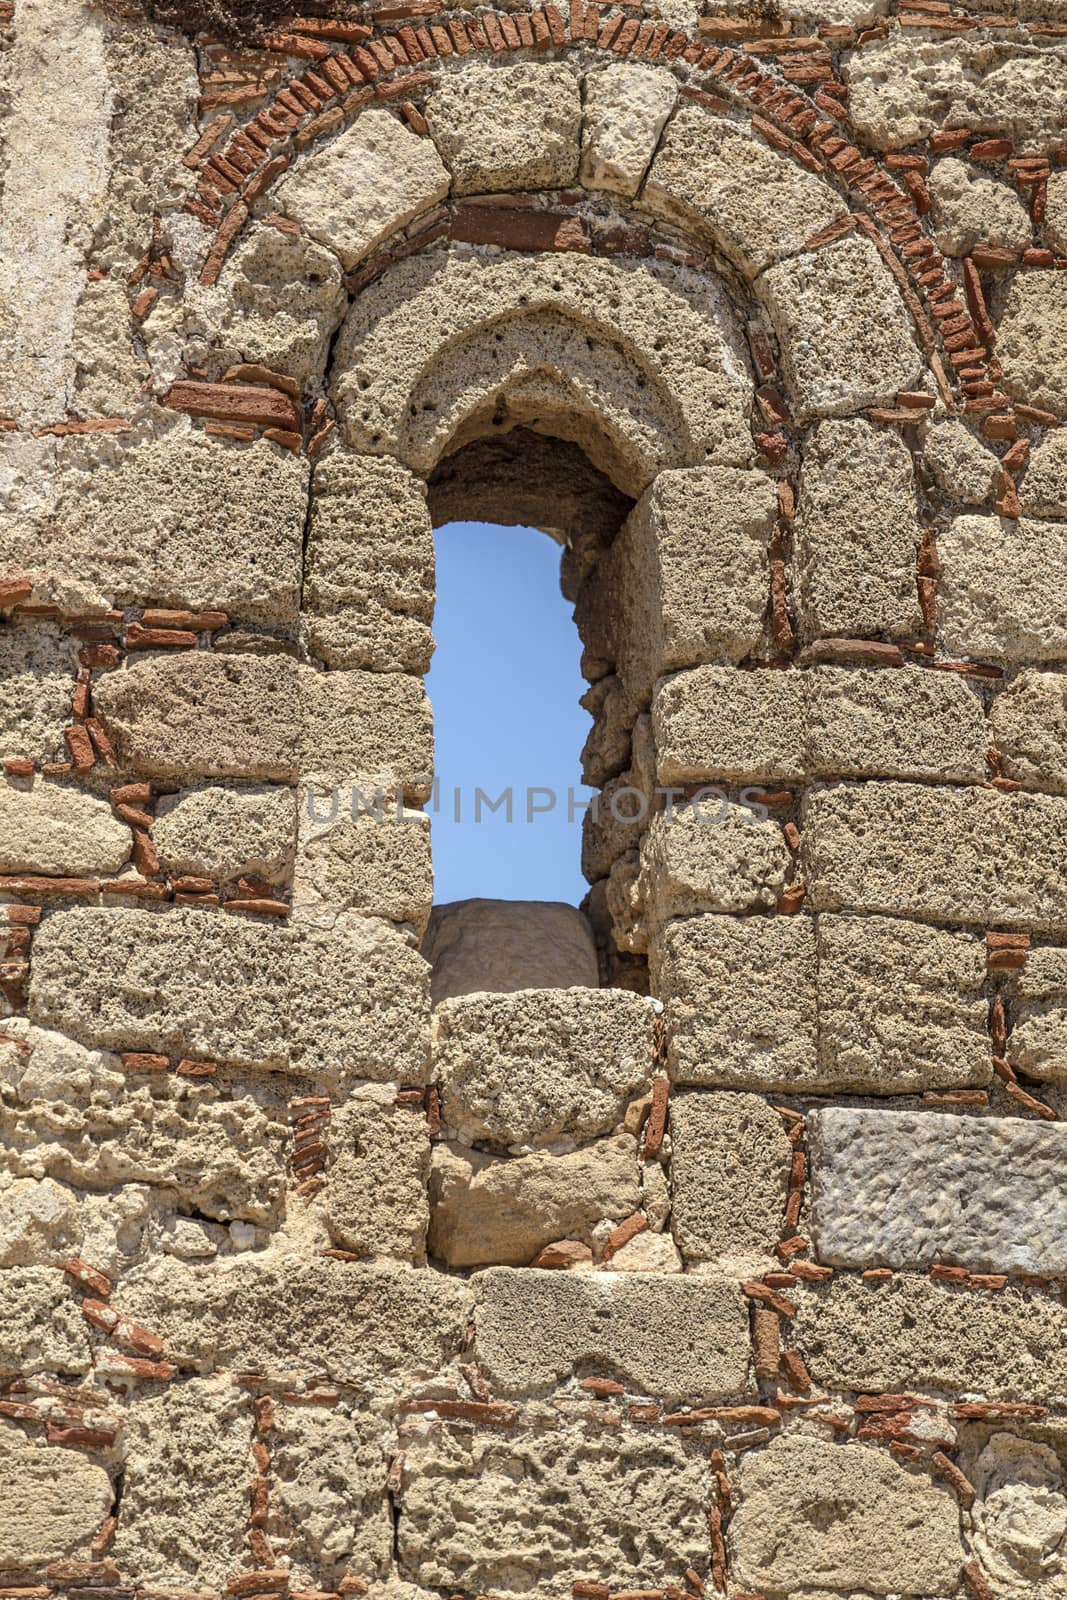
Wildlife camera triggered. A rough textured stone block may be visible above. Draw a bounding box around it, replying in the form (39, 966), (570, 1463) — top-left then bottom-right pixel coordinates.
(434, 988), (654, 1148)
(923, 418), (999, 505)
(802, 781), (1067, 933)
(927, 156), (1031, 255)
(644, 108), (847, 278)
(938, 515), (1067, 661)
(324, 1100), (430, 1261)
(991, 669), (1067, 792)
(423, 898), (599, 1005)
(1007, 946), (1067, 1083)
(795, 417), (923, 638)
(965, 1430), (1067, 1598)
(0, 620), (78, 763)
(428, 1135), (640, 1268)
(810, 1107), (1067, 1275)
(1021, 426), (1067, 518)
(153, 784), (296, 884)
(298, 666), (433, 797)
(580, 64), (676, 199)
(670, 1092), (791, 1275)
(730, 1434), (963, 1596)
(998, 270), (1067, 418)
(0, 1265), (91, 1376)
(269, 1406), (393, 1586)
(0, 776), (131, 874)
(635, 804), (792, 929)
(475, 1267), (751, 1399)
(653, 665), (806, 785)
(760, 235), (922, 419)
(429, 64), (580, 194)
(276, 109), (449, 270)
(294, 795), (432, 934)
(0, 1418), (112, 1570)
(652, 915), (818, 1089)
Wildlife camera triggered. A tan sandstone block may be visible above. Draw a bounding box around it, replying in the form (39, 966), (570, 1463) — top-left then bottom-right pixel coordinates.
(998, 271), (1067, 419)
(653, 665), (807, 785)
(964, 1431), (1067, 1599)
(0, 1419), (112, 1570)
(992, 669), (1067, 793)
(1047, 168), (1067, 256)
(294, 794), (432, 934)
(923, 418), (1000, 505)
(0, 618), (78, 762)
(670, 1091), (791, 1275)
(0, 776), (131, 875)
(635, 803), (792, 931)
(423, 898), (599, 1005)
(927, 157), (1032, 256)
(0, 1264), (91, 1376)
(323, 1100), (430, 1261)
(429, 64), (580, 194)
(269, 1406), (393, 1587)
(298, 666), (433, 798)
(276, 109), (449, 270)
(153, 784), (296, 885)
(580, 64), (676, 198)
(1020, 426), (1067, 518)
(938, 515), (1067, 661)
(1006, 945), (1067, 1084)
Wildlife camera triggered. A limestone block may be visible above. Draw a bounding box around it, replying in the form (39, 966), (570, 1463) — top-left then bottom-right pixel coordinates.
(580, 64), (676, 198)
(112, 1378), (251, 1589)
(153, 784), (296, 884)
(0, 1419), (112, 1570)
(269, 1406), (393, 1586)
(967, 1431), (1067, 1599)
(796, 1270), (1067, 1399)
(636, 804), (792, 930)
(0, 618), (78, 762)
(295, 793), (432, 934)
(999, 271), (1067, 418)
(581, 770), (649, 882)
(433, 988), (654, 1147)
(93, 652), (300, 781)
(399, 1418), (712, 1593)
(423, 899), (599, 1004)
(816, 915), (990, 1093)
(1020, 426), (1067, 517)
(928, 157), (1032, 255)
(795, 417), (923, 638)
(428, 1135), (640, 1268)
(0, 1175), (81, 1268)
(938, 514), (1067, 661)
(802, 780), (1067, 933)
(298, 667), (433, 797)
(474, 1267), (750, 1399)
(760, 235), (922, 420)
(992, 669), (1067, 792)
(0, 776), (131, 875)
(119, 1256), (473, 1386)
(1048, 169), (1067, 255)
(730, 1434), (963, 1596)
(71, 274), (146, 416)
(670, 1091), (790, 1275)
(276, 109), (449, 271)
(580, 672), (634, 788)
(429, 64), (580, 193)
(0, 1265), (91, 1376)
(324, 1101), (429, 1261)
(809, 1106), (1067, 1275)
(652, 915), (819, 1089)
(653, 666), (806, 785)
(643, 108), (847, 278)
(923, 418), (999, 504)
(303, 452), (435, 673)
(1007, 945), (1067, 1083)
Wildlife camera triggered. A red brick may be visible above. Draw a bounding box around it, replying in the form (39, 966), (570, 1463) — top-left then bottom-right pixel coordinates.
(162, 380), (301, 432)
(63, 1258), (112, 1298)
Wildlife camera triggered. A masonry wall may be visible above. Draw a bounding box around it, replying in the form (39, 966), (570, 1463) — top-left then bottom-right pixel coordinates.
(3, 1), (1067, 1597)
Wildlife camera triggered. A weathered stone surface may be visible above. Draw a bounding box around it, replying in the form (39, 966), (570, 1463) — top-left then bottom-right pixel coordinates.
(644, 108), (847, 278)
(324, 1100), (430, 1261)
(0, 619), (78, 762)
(294, 795), (432, 933)
(112, 1378), (251, 1589)
(0, 1175), (82, 1268)
(967, 1431), (1067, 1599)
(670, 1092), (791, 1275)
(810, 1106), (1067, 1275)
(760, 235), (922, 420)
(580, 64), (676, 199)
(153, 784), (296, 884)
(277, 109), (449, 270)
(635, 804), (792, 930)
(1007, 945), (1067, 1083)
(423, 899), (599, 1005)
(0, 776), (131, 874)
(653, 666), (806, 785)
(938, 514), (1067, 661)
(652, 915), (819, 1089)
(474, 1267), (751, 1400)
(269, 1406), (393, 1586)
(1048, 168), (1067, 257)
(429, 64), (580, 194)
(304, 452), (435, 673)
(399, 1418), (712, 1593)
(434, 988), (654, 1148)
(795, 417), (923, 638)
(928, 157), (1032, 256)
(1021, 426), (1067, 518)
(802, 780), (1067, 933)
(0, 1418), (112, 1570)
(428, 1135), (640, 1268)
(998, 271), (1067, 419)
(299, 666), (433, 797)
(792, 1272), (1067, 1400)
(730, 1434), (963, 1596)
(923, 418), (999, 505)
(992, 670), (1067, 792)
(0, 1265), (91, 1376)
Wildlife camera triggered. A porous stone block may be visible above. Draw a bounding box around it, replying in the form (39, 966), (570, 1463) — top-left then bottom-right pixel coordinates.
(966, 1431), (1067, 1598)
(423, 899), (599, 1005)
(324, 1100), (430, 1261)
(792, 1272), (1067, 1400)
(474, 1268), (750, 1400)
(93, 652), (300, 781)
(669, 1092), (791, 1275)
(1020, 426), (1067, 517)
(303, 452), (435, 674)
(111, 1378), (251, 1589)
(298, 666), (433, 797)
(0, 776), (131, 875)
(653, 665), (806, 785)
(428, 1135), (640, 1268)
(729, 1434), (963, 1596)
(923, 418), (999, 505)
(580, 64), (676, 199)
(0, 619), (78, 762)
(429, 64), (580, 193)
(0, 1265), (91, 1376)
(269, 1406), (393, 1586)
(927, 157), (1032, 256)
(795, 417), (923, 638)
(1049, 168), (1067, 256)
(294, 794), (432, 934)
(433, 988), (654, 1148)
(636, 804), (792, 927)
(802, 780), (1067, 933)
(644, 108), (847, 278)
(276, 109), (449, 270)
(938, 515), (1067, 661)
(0, 1176), (81, 1269)
(652, 915), (818, 1089)
(809, 1106), (1067, 1275)
(992, 669), (1067, 792)
(0, 1419), (112, 1570)
(1007, 945), (1067, 1083)
(998, 268), (1067, 419)
(153, 784), (296, 884)
(399, 1419), (712, 1594)
(760, 235), (922, 419)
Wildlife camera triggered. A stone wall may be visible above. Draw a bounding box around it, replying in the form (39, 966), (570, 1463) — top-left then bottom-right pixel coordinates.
(2, 0), (1067, 1596)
